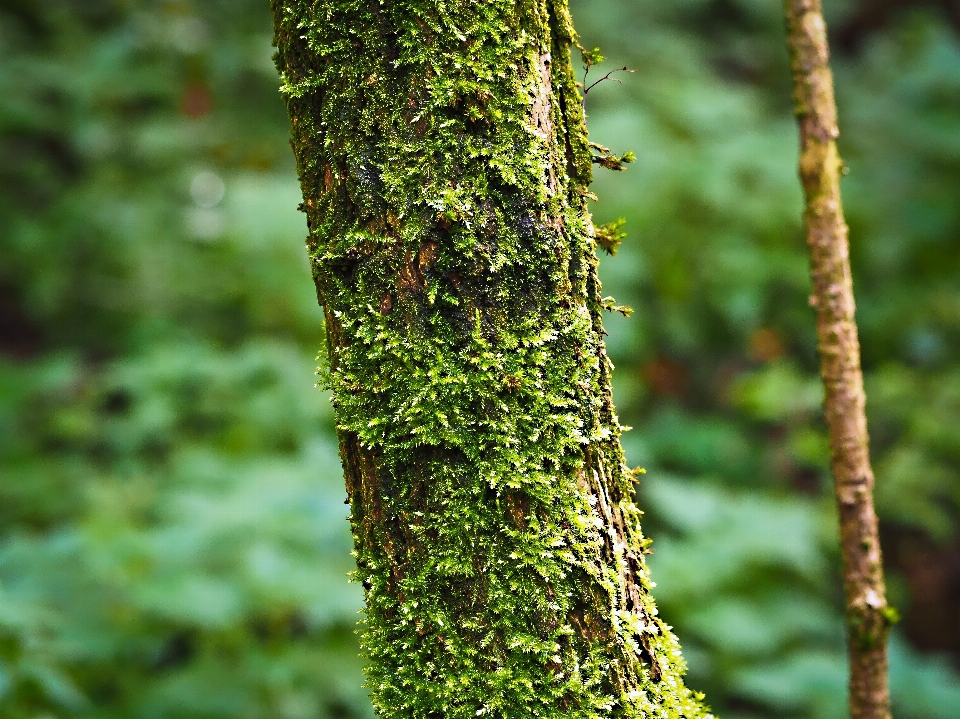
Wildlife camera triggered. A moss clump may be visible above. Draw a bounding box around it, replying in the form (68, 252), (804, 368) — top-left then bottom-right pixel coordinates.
(272, 1), (711, 718)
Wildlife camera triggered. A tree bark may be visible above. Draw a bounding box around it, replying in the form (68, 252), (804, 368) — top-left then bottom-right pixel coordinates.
(271, 2), (709, 718)
(785, 3), (893, 719)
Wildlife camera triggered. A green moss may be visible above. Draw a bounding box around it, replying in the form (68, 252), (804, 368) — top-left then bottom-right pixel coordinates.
(272, 1), (711, 717)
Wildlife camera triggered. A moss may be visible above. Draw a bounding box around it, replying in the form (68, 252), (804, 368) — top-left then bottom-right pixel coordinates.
(272, 1), (711, 717)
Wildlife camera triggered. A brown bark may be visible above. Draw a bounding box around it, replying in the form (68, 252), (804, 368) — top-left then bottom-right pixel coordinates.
(785, 3), (893, 719)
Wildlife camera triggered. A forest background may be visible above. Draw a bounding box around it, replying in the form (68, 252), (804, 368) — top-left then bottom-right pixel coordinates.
(2, 1), (960, 718)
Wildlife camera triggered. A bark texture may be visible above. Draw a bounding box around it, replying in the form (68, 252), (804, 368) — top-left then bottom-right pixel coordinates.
(785, 3), (893, 719)
(271, 2), (710, 718)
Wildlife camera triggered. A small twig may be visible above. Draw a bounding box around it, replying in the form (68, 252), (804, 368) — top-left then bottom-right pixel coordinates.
(577, 46), (635, 111)
(577, 47), (637, 169)
(583, 66), (631, 97)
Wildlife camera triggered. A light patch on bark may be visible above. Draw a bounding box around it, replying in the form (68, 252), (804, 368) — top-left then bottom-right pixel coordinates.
(531, 51), (558, 196)
(531, 51), (553, 141)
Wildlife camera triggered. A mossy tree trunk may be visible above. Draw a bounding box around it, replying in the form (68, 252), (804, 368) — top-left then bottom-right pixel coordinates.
(785, 3), (893, 719)
(271, 2), (709, 718)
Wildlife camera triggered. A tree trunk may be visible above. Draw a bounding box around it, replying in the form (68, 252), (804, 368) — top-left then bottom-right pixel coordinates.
(271, 2), (709, 718)
(785, 3), (893, 719)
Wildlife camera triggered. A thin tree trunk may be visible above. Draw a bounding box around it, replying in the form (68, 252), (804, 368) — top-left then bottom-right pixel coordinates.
(784, 3), (893, 719)
(271, 1), (709, 718)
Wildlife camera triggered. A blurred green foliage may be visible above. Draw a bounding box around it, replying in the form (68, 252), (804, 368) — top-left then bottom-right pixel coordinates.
(0, 1), (958, 719)
(574, 1), (960, 717)
(0, 2), (365, 717)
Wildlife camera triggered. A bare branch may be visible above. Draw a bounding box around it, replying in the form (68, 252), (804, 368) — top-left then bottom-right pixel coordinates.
(785, 3), (895, 719)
